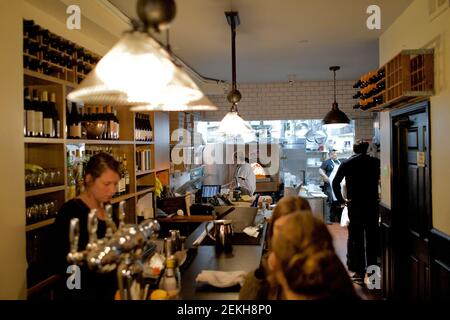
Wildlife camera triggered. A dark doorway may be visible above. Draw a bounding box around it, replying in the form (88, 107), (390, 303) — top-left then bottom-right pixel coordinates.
(390, 101), (432, 299)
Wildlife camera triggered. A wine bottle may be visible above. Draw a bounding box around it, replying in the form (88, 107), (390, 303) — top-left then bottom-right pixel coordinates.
(112, 107), (120, 140)
(105, 105), (114, 140)
(123, 154), (130, 194)
(69, 102), (82, 139)
(50, 93), (60, 138)
(24, 88), (34, 137)
(148, 115), (153, 141)
(32, 89), (43, 137)
(41, 91), (54, 138)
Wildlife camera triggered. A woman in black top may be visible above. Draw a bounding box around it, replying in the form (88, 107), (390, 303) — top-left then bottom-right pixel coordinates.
(53, 153), (121, 300)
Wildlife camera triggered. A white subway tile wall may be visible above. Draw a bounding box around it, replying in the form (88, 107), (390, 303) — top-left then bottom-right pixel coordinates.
(201, 80), (375, 141)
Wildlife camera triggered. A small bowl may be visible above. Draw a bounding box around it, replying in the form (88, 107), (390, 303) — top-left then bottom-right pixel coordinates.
(83, 121), (106, 139)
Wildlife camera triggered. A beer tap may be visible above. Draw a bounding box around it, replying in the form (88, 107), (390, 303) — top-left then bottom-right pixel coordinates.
(104, 204), (117, 238)
(67, 218), (85, 265)
(67, 200), (161, 299)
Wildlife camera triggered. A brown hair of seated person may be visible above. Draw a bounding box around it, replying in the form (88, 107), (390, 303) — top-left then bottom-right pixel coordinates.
(239, 196), (311, 300)
(267, 196), (312, 246)
(268, 212), (359, 300)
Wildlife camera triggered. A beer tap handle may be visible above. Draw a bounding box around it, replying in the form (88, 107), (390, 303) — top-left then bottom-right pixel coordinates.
(105, 204), (117, 238)
(67, 218), (83, 264)
(69, 218), (80, 253)
(88, 209), (98, 243)
(118, 200), (126, 229)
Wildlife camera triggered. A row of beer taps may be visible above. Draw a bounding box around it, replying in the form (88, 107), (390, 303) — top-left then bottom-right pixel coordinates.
(67, 201), (161, 300)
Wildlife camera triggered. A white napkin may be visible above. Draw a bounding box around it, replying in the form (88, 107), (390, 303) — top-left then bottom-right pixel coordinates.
(243, 226), (260, 238)
(196, 270), (247, 288)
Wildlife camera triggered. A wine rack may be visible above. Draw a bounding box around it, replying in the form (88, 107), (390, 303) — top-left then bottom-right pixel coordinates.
(23, 19), (100, 84)
(353, 49), (434, 112)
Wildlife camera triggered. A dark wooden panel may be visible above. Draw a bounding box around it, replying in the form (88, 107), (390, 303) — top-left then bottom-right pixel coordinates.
(430, 229), (450, 300)
(407, 130), (418, 148)
(380, 204), (394, 299)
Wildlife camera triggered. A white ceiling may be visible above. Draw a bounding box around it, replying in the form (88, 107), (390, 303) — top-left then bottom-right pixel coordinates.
(107, 0), (413, 83)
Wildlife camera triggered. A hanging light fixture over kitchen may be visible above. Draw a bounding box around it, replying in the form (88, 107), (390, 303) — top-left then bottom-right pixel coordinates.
(322, 66), (350, 129)
(67, 0), (217, 111)
(217, 11), (254, 142)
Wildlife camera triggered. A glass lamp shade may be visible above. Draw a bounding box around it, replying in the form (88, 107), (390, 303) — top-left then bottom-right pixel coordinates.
(130, 94), (217, 111)
(67, 31), (213, 110)
(322, 102), (350, 129)
(217, 110), (255, 142)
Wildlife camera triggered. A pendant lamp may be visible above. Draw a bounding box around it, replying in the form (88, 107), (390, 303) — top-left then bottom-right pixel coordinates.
(67, 0), (217, 111)
(322, 66), (350, 129)
(217, 11), (254, 142)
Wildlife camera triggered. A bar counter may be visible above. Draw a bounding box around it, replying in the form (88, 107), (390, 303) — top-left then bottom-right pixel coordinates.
(179, 220), (267, 300)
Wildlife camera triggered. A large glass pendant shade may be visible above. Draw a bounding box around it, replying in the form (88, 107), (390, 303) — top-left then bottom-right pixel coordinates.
(67, 31), (216, 110)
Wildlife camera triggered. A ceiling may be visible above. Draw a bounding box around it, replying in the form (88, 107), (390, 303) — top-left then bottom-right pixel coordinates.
(107, 0), (413, 83)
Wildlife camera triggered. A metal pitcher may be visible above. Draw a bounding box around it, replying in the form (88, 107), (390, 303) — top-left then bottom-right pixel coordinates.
(205, 220), (233, 252)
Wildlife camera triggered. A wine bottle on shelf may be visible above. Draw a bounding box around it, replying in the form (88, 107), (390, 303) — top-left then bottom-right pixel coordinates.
(69, 102), (82, 139)
(134, 113), (139, 141)
(32, 89), (43, 137)
(112, 107), (120, 140)
(148, 115), (153, 141)
(50, 93), (60, 138)
(123, 154), (130, 194)
(24, 88), (34, 137)
(41, 91), (54, 138)
(119, 156), (126, 195)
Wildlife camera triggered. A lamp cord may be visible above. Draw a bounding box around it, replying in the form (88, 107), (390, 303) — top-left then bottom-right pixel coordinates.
(230, 19), (237, 91)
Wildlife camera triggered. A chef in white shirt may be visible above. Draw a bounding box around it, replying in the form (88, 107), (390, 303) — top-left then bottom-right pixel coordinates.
(234, 153), (256, 196)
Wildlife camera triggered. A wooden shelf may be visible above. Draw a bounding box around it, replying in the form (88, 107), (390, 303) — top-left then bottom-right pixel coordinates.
(135, 187), (155, 197)
(65, 139), (135, 145)
(26, 185), (65, 197)
(24, 68), (75, 87)
(110, 193), (135, 204)
(26, 218), (56, 232)
(24, 137), (64, 144)
(136, 169), (155, 176)
(135, 141), (154, 145)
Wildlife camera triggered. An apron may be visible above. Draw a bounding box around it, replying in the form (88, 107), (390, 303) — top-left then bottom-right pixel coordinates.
(328, 159), (341, 201)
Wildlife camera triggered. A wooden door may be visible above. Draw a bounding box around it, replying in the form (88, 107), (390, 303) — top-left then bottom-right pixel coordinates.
(391, 101), (431, 299)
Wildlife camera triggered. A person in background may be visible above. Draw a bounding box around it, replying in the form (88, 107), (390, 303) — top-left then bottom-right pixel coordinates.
(332, 140), (381, 285)
(52, 153), (121, 300)
(267, 211), (360, 300)
(319, 149), (343, 224)
(234, 153), (256, 197)
(239, 196), (311, 300)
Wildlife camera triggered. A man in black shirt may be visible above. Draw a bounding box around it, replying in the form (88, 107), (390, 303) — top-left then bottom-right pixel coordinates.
(332, 141), (380, 283)
(319, 149), (342, 224)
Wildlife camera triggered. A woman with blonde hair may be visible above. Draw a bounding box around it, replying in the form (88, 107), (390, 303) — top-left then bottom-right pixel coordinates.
(239, 196), (311, 300)
(268, 212), (359, 300)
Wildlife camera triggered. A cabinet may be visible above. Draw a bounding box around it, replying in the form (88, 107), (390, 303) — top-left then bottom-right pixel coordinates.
(23, 53), (169, 296)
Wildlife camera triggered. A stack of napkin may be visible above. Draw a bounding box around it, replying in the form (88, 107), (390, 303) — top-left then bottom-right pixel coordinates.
(196, 270), (247, 288)
(243, 226), (260, 238)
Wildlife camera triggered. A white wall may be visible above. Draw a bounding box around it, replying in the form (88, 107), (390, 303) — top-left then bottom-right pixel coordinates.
(0, 0), (27, 299)
(379, 0), (450, 234)
(204, 80), (374, 141)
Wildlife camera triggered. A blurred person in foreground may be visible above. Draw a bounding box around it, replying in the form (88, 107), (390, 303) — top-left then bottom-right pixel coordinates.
(239, 196), (311, 300)
(267, 211), (360, 300)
